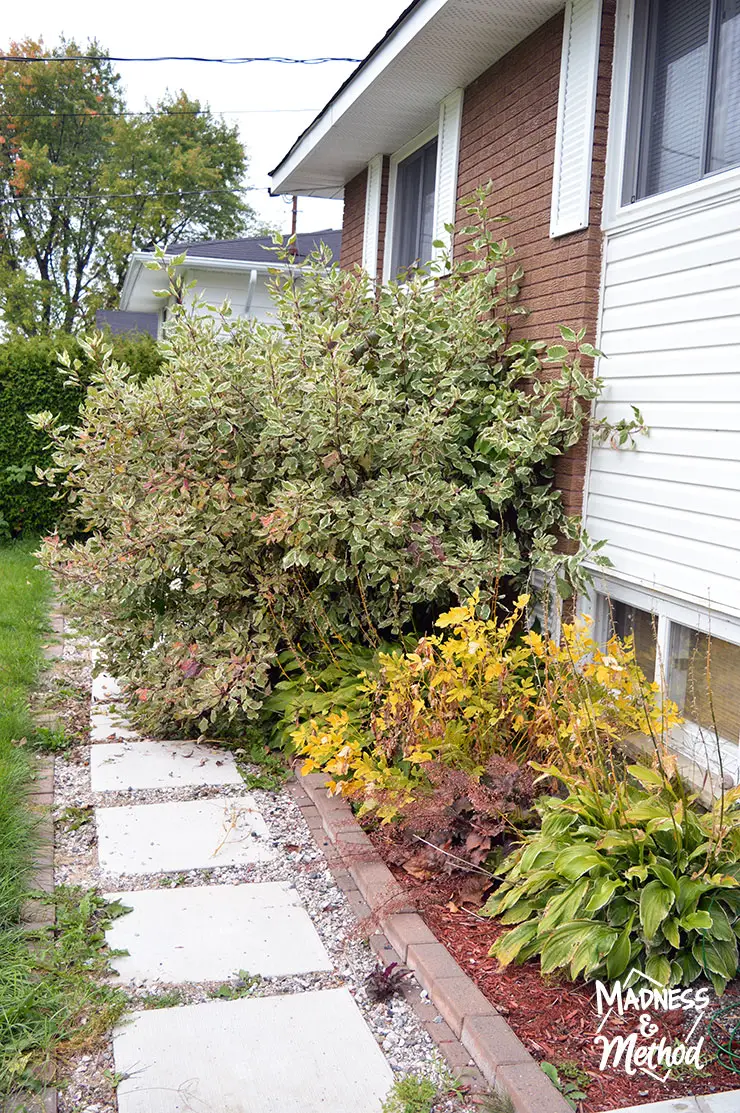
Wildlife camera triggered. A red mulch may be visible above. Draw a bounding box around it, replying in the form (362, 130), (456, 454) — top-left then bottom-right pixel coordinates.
(368, 829), (740, 1112)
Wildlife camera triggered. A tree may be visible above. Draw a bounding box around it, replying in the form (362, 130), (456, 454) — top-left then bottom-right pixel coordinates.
(0, 38), (260, 335)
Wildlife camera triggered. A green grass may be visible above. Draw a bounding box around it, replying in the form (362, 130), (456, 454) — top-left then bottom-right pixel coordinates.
(0, 543), (129, 1096)
(0, 539), (50, 928)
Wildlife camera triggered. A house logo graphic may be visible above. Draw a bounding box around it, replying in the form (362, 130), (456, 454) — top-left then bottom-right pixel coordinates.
(593, 969), (709, 1082)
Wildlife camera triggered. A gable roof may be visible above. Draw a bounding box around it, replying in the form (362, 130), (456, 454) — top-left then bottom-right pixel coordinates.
(269, 0), (563, 198)
(168, 229), (341, 264)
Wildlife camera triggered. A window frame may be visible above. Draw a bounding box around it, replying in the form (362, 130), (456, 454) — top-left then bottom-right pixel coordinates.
(382, 122), (439, 284)
(584, 573), (740, 784)
(602, 0), (740, 232)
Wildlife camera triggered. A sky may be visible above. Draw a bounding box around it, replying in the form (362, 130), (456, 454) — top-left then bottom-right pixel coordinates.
(6, 0), (408, 234)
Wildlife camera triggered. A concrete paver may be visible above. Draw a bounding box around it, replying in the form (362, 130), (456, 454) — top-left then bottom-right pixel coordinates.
(96, 796), (274, 874)
(113, 988), (394, 1113)
(91, 739), (243, 792)
(105, 883), (332, 981)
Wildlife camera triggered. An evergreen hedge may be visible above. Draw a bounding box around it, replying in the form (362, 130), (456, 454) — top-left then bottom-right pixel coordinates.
(0, 333), (161, 537)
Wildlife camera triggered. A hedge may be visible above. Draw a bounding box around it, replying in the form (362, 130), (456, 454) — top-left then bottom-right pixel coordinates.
(0, 332), (162, 538)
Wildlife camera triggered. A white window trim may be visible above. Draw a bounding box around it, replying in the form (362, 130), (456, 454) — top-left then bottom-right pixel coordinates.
(382, 121), (439, 284)
(362, 154), (384, 280)
(603, 0), (740, 235)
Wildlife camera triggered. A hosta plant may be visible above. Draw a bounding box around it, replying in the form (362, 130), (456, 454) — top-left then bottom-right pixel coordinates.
(483, 765), (740, 993)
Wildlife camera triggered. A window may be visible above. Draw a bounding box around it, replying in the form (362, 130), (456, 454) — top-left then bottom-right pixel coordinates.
(594, 588), (740, 786)
(625, 0), (740, 202)
(667, 625), (740, 745)
(390, 138), (438, 274)
(609, 600), (658, 681)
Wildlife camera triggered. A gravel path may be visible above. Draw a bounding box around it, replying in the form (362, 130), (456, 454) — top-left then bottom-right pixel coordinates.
(52, 641), (477, 1113)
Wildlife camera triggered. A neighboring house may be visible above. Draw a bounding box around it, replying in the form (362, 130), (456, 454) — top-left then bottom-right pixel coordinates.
(95, 309), (159, 338)
(109, 229), (341, 335)
(270, 0), (740, 785)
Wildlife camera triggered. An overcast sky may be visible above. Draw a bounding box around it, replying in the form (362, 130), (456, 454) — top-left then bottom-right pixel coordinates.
(6, 0), (408, 234)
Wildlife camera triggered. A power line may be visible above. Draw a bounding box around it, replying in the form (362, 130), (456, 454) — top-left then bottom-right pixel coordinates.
(0, 183), (341, 205)
(0, 55), (362, 65)
(6, 107), (320, 119)
(0, 185), (269, 205)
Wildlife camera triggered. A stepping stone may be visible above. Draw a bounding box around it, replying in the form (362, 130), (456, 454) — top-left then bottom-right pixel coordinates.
(91, 708), (138, 742)
(113, 988), (393, 1113)
(91, 672), (123, 702)
(90, 739), (243, 792)
(105, 882), (332, 981)
(96, 796), (274, 875)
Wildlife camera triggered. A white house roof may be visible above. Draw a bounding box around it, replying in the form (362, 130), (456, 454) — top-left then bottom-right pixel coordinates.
(269, 0), (565, 198)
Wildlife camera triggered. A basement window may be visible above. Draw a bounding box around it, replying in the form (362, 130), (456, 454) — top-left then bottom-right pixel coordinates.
(390, 137), (438, 275)
(624, 0), (740, 202)
(595, 588), (740, 786)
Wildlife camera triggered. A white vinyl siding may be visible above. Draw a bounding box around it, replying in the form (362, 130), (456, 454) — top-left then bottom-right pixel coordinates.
(432, 88), (464, 262)
(584, 192), (740, 619)
(362, 155), (384, 279)
(550, 0), (603, 237)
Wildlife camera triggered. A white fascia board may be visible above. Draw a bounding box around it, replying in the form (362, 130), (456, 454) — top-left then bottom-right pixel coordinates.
(270, 0), (449, 194)
(119, 255), (147, 310)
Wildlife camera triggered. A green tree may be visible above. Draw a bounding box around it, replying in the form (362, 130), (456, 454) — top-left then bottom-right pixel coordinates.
(0, 38), (259, 335)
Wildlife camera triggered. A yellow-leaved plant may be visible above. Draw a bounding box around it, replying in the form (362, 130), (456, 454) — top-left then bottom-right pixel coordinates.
(294, 593), (679, 821)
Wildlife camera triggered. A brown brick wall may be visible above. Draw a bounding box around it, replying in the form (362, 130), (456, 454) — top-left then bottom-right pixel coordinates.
(339, 158), (391, 275)
(339, 168), (367, 270)
(453, 4), (615, 515)
(337, 4), (616, 515)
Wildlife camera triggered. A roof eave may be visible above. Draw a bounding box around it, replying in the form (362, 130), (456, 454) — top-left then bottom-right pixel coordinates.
(269, 0), (565, 198)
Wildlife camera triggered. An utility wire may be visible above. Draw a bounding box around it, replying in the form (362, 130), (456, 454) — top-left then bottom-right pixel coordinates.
(0, 55), (362, 65)
(6, 107), (320, 119)
(0, 185), (269, 205)
(0, 183), (340, 205)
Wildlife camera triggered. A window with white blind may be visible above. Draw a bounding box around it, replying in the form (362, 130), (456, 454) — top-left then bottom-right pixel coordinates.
(624, 0), (740, 203)
(390, 137), (438, 275)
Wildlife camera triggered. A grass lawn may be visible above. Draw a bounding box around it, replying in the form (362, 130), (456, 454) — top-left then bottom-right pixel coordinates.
(0, 538), (50, 926)
(0, 540), (126, 1095)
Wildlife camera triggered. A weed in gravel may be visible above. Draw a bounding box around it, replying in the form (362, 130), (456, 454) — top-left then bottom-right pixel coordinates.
(233, 740), (289, 791)
(156, 873), (189, 888)
(381, 1073), (437, 1113)
(58, 805), (93, 832)
(475, 1089), (514, 1113)
(208, 970), (261, 1000)
(140, 989), (184, 1009)
(26, 725), (75, 753)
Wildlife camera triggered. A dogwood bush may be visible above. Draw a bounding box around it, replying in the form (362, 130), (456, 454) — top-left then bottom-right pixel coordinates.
(34, 189), (637, 737)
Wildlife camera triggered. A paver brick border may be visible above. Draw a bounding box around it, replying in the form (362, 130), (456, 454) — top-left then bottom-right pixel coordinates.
(294, 770), (573, 1113)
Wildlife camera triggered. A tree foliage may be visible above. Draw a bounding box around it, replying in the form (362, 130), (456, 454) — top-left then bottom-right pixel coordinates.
(0, 37), (258, 335)
(34, 192), (639, 737)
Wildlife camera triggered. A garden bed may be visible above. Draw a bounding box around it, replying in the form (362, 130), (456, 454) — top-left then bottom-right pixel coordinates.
(368, 828), (740, 1113)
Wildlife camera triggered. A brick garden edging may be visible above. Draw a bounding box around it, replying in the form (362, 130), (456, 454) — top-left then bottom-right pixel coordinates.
(297, 770), (573, 1113)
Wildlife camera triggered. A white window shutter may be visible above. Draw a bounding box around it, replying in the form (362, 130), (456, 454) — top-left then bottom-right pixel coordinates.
(432, 88), (464, 263)
(550, 0), (602, 238)
(362, 154), (383, 278)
